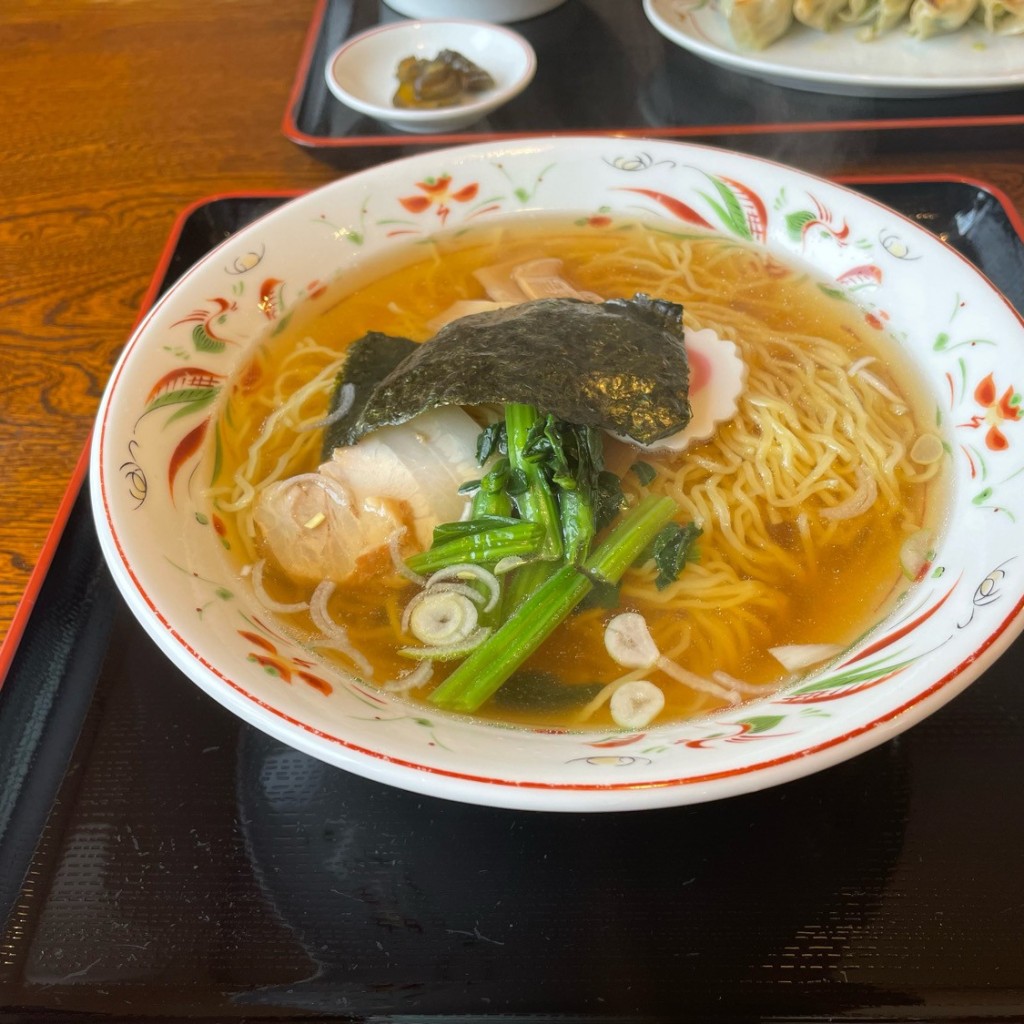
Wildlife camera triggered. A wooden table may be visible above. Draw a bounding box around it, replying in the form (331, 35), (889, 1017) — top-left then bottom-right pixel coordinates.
(1, 0), (1023, 650)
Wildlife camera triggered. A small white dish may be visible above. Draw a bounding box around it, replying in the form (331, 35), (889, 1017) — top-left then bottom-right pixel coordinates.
(325, 19), (536, 133)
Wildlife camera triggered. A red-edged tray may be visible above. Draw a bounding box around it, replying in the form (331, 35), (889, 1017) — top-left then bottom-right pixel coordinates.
(2, 177), (1024, 1022)
(283, 0), (1024, 167)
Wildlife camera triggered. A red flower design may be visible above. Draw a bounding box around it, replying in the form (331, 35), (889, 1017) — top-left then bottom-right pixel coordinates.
(961, 373), (1023, 451)
(398, 174), (479, 225)
(257, 278), (284, 320)
(239, 630), (334, 695)
(588, 733), (645, 748)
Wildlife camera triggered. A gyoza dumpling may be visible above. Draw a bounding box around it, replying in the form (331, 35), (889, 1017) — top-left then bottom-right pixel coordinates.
(907, 0), (979, 36)
(719, 0), (793, 48)
(841, 0), (912, 37)
(794, 0), (850, 31)
(976, 0), (1024, 32)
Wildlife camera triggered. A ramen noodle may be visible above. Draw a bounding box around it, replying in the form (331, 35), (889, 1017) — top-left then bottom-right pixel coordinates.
(206, 218), (946, 729)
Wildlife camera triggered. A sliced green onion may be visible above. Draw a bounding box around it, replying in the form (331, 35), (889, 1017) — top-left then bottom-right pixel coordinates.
(400, 627), (492, 662)
(425, 563), (501, 614)
(406, 590), (479, 647)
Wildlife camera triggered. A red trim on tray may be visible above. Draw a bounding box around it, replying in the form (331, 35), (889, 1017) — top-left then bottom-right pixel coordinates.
(283, 0), (331, 148)
(8, 177), (1024, 799)
(838, 171), (1024, 242)
(285, 116), (1024, 152)
(281, 0), (1024, 150)
(0, 442), (92, 687)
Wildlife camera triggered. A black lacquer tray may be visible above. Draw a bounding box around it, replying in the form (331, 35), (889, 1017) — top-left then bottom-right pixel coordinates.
(284, 0), (1024, 169)
(2, 178), (1024, 1023)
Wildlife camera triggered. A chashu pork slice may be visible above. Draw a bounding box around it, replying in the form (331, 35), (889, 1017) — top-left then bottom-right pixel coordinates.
(253, 406), (482, 584)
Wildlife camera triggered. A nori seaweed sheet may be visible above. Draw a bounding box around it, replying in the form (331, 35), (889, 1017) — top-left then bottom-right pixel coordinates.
(329, 295), (691, 448)
(320, 332), (418, 459)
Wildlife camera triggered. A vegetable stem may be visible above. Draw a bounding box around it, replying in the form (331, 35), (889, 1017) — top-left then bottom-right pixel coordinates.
(429, 495), (678, 713)
(470, 457), (513, 518)
(429, 565), (590, 713)
(502, 558), (558, 617)
(560, 486), (595, 566)
(506, 404), (563, 563)
(586, 495), (680, 582)
(405, 522), (544, 575)
(503, 403), (565, 611)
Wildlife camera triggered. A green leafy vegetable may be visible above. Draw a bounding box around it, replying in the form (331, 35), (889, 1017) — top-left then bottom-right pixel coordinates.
(428, 494), (678, 713)
(405, 520), (545, 575)
(501, 403), (565, 609)
(521, 414), (624, 565)
(459, 458), (513, 518)
(320, 332), (418, 459)
(594, 470), (626, 532)
(491, 671), (604, 712)
(630, 460), (657, 486)
(578, 578), (621, 611)
(430, 515), (520, 544)
(475, 421), (507, 463)
(505, 404), (563, 564)
(651, 522), (703, 590)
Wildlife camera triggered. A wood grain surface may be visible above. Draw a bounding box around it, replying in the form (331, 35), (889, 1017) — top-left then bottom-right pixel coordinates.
(1, 0), (337, 646)
(1, 0), (1022, 650)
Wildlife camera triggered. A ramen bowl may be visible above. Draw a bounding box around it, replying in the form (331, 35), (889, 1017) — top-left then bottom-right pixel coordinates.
(91, 137), (1024, 812)
(324, 19), (536, 133)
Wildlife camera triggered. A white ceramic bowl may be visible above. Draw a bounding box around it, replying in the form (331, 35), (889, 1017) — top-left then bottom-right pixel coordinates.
(91, 137), (1024, 812)
(324, 19), (536, 133)
(385, 0), (568, 22)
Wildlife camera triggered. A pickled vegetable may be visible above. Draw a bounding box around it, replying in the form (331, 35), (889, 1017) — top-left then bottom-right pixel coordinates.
(393, 49), (495, 110)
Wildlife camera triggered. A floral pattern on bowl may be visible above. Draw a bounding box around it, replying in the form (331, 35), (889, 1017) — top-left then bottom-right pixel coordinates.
(91, 138), (1024, 812)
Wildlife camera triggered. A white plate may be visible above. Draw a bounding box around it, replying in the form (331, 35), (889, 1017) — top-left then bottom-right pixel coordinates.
(644, 0), (1024, 97)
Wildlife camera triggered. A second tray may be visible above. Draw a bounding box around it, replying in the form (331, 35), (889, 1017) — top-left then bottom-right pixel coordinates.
(284, 0), (1024, 166)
